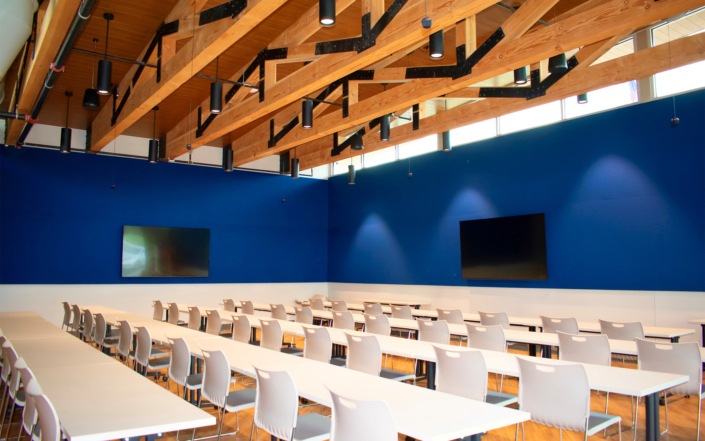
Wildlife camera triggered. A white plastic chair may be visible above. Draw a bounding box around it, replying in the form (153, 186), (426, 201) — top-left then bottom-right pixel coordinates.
(436, 308), (464, 324)
(200, 348), (255, 440)
(0, 336), (10, 435)
(167, 303), (188, 327)
(135, 326), (170, 382)
(327, 386), (397, 441)
(418, 320), (450, 345)
(61, 302), (71, 330)
(167, 336), (203, 401)
(1, 343), (24, 439)
(363, 303), (384, 316)
(364, 314), (390, 336)
(260, 319), (303, 355)
(332, 311), (355, 331)
(391, 305), (413, 320)
(636, 338), (704, 439)
(309, 298), (326, 311)
(516, 357), (621, 441)
(467, 324), (508, 391)
(344, 333), (414, 382)
(15, 358), (39, 441)
(541, 316), (579, 334)
(295, 306), (314, 325)
(70, 304), (82, 336)
(188, 306), (203, 331)
(479, 311), (510, 329)
(252, 364), (331, 441)
(231, 314), (255, 344)
(223, 299), (236, 312)
(94, 313), (119, 354)
(117, 319), (164, 367)
(433, 345), (517, 406)
(26, 379), (60, 441)
(270, 304), (289, 320)
(153, 300), (166, 321)
(206, 310), (232, 338)
(331, 300), (348, 312)
(82, 308), (95, 343)
(240, 301), (255, 315)
(557, 332), (611, 366)
(599, 319), (644, 365)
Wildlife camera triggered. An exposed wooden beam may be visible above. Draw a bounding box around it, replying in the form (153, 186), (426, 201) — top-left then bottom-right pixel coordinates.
(573, 30), (634, 70)
(499, 0), (559, 42)
(456, 16), (477, 54)
(5, 0), (83, 145)
(442, 88), (482, 98)
(273, 0), (357, 47)
(297, 32), (705, 169)
(363, 0), (386, 26)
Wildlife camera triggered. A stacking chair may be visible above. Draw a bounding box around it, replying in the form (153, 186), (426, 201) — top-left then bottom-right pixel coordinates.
(260, 319), (303, 355)
(153, 300), (166, 321)
(0, 337), (10, 432)
(363, 303), (384, 316)
(364, 314), (390, 336)
(239, 300), (254, 315)
(116, 319), (165, 367)
(25, 379), (60, 441)
(206, 310), (232, 338)
(231, 314), (257, 345)
(135, 326), (171, 381)
(418, 320), (450, 345)
(541, 316), (579, 334)
(223, 299), (236, 312)
(599, 319), (644, 365)
(344, 333), (414, 382)
(433, 345), (517, 406)
(391, 305), (413, 320)
(270, 304), (289, 320)
(332, 311), (355, 331)
(167, 337), (203, 401)
(15, 358), (40, 441)
(251, 365), (330, 441)
(81, 309), (95, 343)
(331, 300), (348, 312)
(167, 303), (188, 327)
(1, 343), (24, 439)
(479, 311), (510, 329)
(636, 338), (703, 439)
(188, 306), (203, 331)
(70, 304), (83, 337)
(436, 309), (466, 344)
(515, 358), (622, 441)
(301, 325), (344, 367)
(61, 302), (71, 330)
(94, 313), (119, 354)
(308, 298), (326, 311)
(467, 324), (508, 391)
(295, 306), (314, 325)
(327, 386), (397, 441)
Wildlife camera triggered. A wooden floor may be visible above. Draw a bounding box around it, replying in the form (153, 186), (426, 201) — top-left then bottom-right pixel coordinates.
(6, 334), (702, 441)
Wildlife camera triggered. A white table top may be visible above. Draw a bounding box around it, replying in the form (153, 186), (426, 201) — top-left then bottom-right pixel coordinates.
(8, 337), (117, 368)
(688, 319), (705, 325)
(356, 298), (427, 307)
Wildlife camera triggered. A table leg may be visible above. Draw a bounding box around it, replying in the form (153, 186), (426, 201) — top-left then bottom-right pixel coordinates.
(461, 433), (484, 441)
(125, 433), (163, 441)
(670, 337), (680, 343)
(645, 392), (660, 441)
(165, 310), (169, 322)
(542, 345), (552, 359)
(425, 361), (436, 390)
(201, 317), (206, 332)
(528, 327), (537, 357)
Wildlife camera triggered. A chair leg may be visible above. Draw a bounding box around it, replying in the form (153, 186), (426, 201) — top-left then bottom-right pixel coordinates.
(0, 386), (9, 433)
(249, 422), (256, 441)
(634, 397), (640, 439)
(604, 392), (610, 436)
(697, 396), (702, 441)
(5, 401), (16, 439)
(216, 408), (225, 441)
(661, 392), (669, 435)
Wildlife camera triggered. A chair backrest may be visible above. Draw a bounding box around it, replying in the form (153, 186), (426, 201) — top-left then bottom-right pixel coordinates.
(466, 324), (506, 352)
(311, 294), (329, 301)
(331, 300), (348, 312)
(636, 338), (702, 396)
(364, 314), (390, 336)
(62, 302), (71, 328)
(3, 342), (20, 398)
(309, 298), (325, 311)
(436, 308), (464, 325)
(0, 337), (9, 383)
(270, 304), (288, 320)
(205, 310), (223, 335)
(231, 314), (252, 343)
(433, 346), (487, 401)
(201, 348), (231, 408)
(517, 358), (590, 431)
(167, 336), (191, 386)
(71, 304), (82, 331)
(223, 299), (236, 312)
(167, 303), (180, 325)
(345, 333), (382, 376)
(333, 311), (355, 330)
(82, 309), (94, 340)
(26, 379), (61, 441)
(541, 316), (579, 335)
(117, 319), (133, 358)
(418, 320), (450, 345)
(328, 386), (397, 441)
(557, 332), (611, 366)
(188, 306), (202, 331)
(135, 326), (154, 367)
(302, 325), (332, 363)
(253, 365), (299, 440)
(391, 305), (413, 320)
(260, 318), (284, 351)
(363, 303), (384, 316)
(240, 300), (254, 315)
(479, 311), (510, 330)
(94, 313), (109, 346)
(294, 306), (313, 325)
(599, 320), (645, 341)
(15, 358), (38, 437)
(153, 300), (164, 321)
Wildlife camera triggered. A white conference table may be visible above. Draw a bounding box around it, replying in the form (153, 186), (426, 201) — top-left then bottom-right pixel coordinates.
(688, 318), (705, 346)
(84, 306), (531, 441)
(0, 311), (215, 441)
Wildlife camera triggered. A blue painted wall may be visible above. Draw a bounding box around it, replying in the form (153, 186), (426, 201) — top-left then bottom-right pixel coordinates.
(0, 148), (328, 284)
(328, 90), (705, 291)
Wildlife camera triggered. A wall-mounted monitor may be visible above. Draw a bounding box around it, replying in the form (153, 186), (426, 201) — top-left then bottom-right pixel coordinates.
(121, 225), (210, 278)
(459, 214), (547, 280)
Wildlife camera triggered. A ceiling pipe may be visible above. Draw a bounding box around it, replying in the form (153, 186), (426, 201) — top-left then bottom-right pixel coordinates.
(0, 111), (28, 120)
(15, 0), (100, 147)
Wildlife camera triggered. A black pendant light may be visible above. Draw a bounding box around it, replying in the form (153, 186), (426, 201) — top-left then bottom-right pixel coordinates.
(222, 144), (233, 172)
(380, 114), (390, 141)
(348, 164), (355, 184)
(210, 57), (223, 114)
(97, 13), (113, 95)
(514, 67), (527, 85)
(148, 106), (159, 163)
(429, 30), (444, 59)
(548, 53), (568, 74)
(441, 131), (451, 151)
(291, 157), (299, 179)
(577, 93), (588, 104)
(302, 99), (313, 129)
(60, 91), (72, 154)
(351, 132), (363, 150)
(83, 38), (101, 110)
(319, 0), (335, 27)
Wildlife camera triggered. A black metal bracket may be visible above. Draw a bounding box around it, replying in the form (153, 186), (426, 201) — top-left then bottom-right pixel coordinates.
(478, 55), (579, 100)
(199, 0), (248, 26)
(158, 134), (167, 160)
(111, 86), (130, 126)
(331, 127), (366, 156)
(279, 150), (291, 174)
(412, 103), (420, 130)
(132, 20), (179, 87)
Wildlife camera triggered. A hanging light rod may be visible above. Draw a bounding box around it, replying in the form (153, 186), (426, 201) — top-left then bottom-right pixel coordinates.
(494, 2), (552, 26)
(302, 97), (343, 107)
(391, 113), (412, 121)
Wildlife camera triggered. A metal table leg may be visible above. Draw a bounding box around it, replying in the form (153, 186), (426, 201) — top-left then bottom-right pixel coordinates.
(542, 345), (552, 359)
(645, 392), (661, 441)
(425, 361), (436, 390)
(528, 326), (537, 356)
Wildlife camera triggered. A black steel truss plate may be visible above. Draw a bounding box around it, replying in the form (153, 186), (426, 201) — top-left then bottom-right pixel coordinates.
(525, 55), (578, 100)
(161, 20), (179, 36)
(454, 27), (505, 79)
(315, 38), (360, 55)
(199, 0), (248, 26)
(196, 111), (217, 138)
(478, 87), (529, 98)
(331, 128), (367, 156)
(405, 65), (457, 79)
(268, 116), (300, 148)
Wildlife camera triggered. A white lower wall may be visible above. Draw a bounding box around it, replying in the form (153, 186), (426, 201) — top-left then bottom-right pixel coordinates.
(327, 283), (705, 345)
(0, 283), (328, 327)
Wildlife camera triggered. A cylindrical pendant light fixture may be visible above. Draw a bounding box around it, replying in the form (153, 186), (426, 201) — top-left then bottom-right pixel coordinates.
(83, 38), (101, 109)
(97, 14), (113, 95)
(429, 30), (444, 59)
(441, 131), (451, 151)
(210, 57), (223, 114)
(351, 133), (363, 150)
(60, 91), (72, 154)
(514, 67), (527, 85)
(577, 93), (588, 104)
(548, 53), (568, 74)
(222, 145), (233, 172)
(319, 0), (335, 27)
(380, 114), (390, 141)
(302, 99), (313, 129)
(148, 106), (159, 163)
(348, 164), (355, 184)
(291, 157), (299, 179)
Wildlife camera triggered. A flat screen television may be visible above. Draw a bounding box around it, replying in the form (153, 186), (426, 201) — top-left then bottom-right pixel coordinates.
(459, 214), (547, 280)
(121, 226), (210, 278)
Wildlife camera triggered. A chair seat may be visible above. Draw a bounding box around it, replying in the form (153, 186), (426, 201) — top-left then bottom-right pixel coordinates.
(486, 391), (518, 407)
(248, 340), (261, 346)
(105, 329), (120, 339)
(185, 373), (204, 389)
(293, 412), (332, 441)
(281, 347), (304, 356)
(586, 412), (621, 436)
(103, 338), (119, 348)
(130, 348), (167, 359)
(380, 368), (415, 382)
(68, 330), (82, 338)
(15, 389), (26, 406)
(147, 356), (171, 370)
(219, 332), (233, 338)
(330, 358), (346, 367)
(700, 384), (704, 400)
(224, 388), (256, 412)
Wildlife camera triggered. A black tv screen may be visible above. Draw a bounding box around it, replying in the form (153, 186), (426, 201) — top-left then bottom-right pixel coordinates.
(121, 226), (210, 278)
(459, 214), (547, 280)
